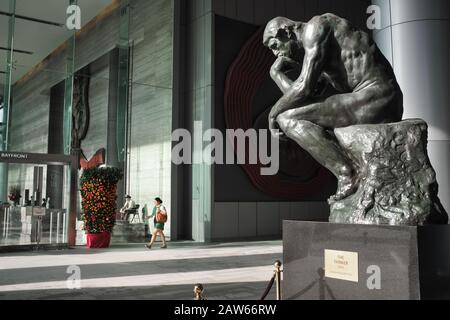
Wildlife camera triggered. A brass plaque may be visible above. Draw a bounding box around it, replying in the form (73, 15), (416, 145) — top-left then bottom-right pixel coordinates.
(324, 249), (359, 282)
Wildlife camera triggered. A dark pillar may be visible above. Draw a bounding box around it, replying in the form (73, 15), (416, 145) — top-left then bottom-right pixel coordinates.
(46, 81), (65, 209)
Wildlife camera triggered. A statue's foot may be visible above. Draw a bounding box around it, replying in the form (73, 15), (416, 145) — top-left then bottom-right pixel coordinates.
(332, 175), (358, 201)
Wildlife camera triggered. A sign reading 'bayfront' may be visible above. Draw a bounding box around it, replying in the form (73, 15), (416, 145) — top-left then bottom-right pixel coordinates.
(0, 152), (28, 160)
(324, 249), (359, 282)
(0, 152), (74, 165)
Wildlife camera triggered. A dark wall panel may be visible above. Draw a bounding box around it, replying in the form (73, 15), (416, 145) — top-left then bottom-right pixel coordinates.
(214, 16), (337, 202)
(213, 0), (372, 30)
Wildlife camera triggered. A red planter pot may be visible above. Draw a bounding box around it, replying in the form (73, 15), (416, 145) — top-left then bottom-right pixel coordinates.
(86, 232), (111, 248)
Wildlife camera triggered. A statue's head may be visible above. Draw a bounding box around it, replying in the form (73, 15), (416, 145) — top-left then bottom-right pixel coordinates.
(263, 17), (303, 61)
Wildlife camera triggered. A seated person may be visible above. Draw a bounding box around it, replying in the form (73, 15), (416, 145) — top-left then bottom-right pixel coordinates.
(120, 195), (136, 221)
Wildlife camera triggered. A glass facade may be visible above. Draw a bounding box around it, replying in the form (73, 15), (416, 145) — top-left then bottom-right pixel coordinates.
(0, 0), (175, 247)
(0, 162), (71, 246)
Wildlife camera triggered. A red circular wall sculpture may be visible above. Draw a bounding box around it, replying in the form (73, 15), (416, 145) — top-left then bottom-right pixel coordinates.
(224, 28), (334, 200)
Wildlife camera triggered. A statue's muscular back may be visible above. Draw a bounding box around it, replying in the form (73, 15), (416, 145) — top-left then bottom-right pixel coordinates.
(304, 13), (398, 93)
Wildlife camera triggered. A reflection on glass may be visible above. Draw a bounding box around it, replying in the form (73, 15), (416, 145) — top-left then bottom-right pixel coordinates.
(1, 0), (174, 246)
(0, 163), (70, 246)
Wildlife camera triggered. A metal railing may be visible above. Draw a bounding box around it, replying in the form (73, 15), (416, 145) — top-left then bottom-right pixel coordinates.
(1, 206), (68, 246)
(193, 260), (283, 301)
(260, 260), (283, 300)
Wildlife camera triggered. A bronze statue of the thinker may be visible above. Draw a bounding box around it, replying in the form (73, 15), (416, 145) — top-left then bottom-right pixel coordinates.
(263, 14), (447, 225)
(264, 14), (403, 200)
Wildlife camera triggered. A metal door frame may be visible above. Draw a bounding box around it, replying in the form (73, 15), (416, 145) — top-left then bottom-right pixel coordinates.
(0, 151), (78, 246)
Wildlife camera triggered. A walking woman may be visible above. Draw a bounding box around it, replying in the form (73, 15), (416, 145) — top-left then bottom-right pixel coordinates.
(145, 197), (167, 249)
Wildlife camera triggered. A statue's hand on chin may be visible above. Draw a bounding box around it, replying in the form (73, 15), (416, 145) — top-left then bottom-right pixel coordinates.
(271, 55), (300, 74)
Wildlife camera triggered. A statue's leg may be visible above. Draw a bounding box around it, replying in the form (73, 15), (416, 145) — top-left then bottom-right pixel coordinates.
(279, 83), (402, 129)
(276, 84), (401, 199)
(277, 115), (356, 199)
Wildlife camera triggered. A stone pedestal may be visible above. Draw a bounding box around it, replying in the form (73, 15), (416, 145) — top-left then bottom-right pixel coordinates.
(283, 220), (450, 300)
(330, 119), (447, 225)
(75, 221), (145, 245)
(111, 221), (145, 244)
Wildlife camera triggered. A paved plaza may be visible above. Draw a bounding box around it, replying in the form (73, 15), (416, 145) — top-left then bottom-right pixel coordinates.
(0, 241), (282, 300)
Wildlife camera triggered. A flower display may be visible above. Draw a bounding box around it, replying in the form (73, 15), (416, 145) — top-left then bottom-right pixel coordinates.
(80, 167), (123, 234)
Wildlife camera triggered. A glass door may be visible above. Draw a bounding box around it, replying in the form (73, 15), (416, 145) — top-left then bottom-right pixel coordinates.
(0, 158), (72, 247)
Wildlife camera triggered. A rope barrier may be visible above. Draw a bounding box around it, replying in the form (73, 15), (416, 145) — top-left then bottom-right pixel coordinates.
(193, 260), (282, 301)
(261, 260), (283, 300)
(260, 273), (276, 300)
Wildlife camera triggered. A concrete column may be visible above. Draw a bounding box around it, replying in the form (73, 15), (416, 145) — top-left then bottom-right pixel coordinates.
(106, 49), (124, 208)
(185, 0), (214, 242)
(373, 0), (450, 211)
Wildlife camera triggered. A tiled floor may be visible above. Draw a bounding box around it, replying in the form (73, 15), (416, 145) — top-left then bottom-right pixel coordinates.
(0, 241), (282, 300)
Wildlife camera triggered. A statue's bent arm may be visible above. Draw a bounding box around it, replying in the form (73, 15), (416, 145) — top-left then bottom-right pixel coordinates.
(269, 20), (331, 122)
(270, 57), (300, 94)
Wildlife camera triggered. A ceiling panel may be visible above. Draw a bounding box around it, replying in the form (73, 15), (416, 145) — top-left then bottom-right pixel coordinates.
(0, 0), (114, 86)
(0, 1), (11, 12)
(15, 0), (67, 25)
